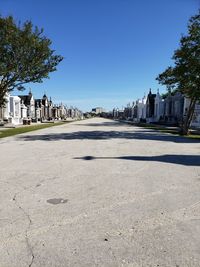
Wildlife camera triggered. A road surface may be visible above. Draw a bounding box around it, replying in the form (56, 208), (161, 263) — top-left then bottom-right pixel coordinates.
(0, 118), (200, 267)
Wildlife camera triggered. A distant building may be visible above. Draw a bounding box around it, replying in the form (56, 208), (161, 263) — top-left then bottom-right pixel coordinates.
(18, 91), (35, 119)
(154, 90), (164, 122)
(0, 91), (82, 125)
(112, 88), (200, 128)
(146, 89), (156, 122)
(35, 94), (54, 121)
(184, 98), (200, 127)
(91, 107), (105, 114)
(163, 91), (184, 124)
(1, 94), (21, 125)
(124, 103), (134, 120)
(135, 95), (147, 122)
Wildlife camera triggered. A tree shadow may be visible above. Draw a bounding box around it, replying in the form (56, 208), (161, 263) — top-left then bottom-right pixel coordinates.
(19, 130), (199, 143)
(75, 121), (127, 127)
(73, 155), (200, 166)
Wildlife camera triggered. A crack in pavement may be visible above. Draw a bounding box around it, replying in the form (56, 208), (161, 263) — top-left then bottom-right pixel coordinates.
(3, 185), (182, 244)
(12, 193), (35, 267)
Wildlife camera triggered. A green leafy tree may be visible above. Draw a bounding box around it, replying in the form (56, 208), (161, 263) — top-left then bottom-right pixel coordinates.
(0, 15), (63, 107)
(156, 11), (200, 135)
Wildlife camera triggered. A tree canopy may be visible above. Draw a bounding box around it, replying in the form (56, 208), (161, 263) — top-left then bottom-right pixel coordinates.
(156, 10), (200, 134)
(0, 15), (63, 107)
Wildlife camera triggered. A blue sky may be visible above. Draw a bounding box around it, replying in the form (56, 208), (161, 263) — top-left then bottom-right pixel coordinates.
(1, 0), (199, 111)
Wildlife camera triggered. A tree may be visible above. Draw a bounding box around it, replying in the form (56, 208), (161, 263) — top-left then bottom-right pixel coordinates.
(0, 15), (63, 107)
(156, 10), (200, 135)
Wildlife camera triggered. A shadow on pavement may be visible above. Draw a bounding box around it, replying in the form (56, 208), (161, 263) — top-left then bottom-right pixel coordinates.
(74, 155), (200, 166)
(19, 130), (200, 143)
(75, 121), (124, 127)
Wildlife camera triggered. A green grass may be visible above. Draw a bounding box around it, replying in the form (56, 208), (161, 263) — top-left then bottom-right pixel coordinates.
(0, 122), (68, 139)
(185, 134), (200, 140)
(134, 122), (200, 140)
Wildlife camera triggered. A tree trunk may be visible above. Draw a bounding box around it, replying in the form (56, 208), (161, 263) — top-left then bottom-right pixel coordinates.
(0, 85), (8, 108)
(180, 98), (196, 135)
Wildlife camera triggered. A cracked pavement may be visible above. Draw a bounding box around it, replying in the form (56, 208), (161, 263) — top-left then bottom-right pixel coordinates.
(0, 118), (200, 267)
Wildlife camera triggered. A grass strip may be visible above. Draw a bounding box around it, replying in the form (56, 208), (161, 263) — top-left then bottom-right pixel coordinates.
(0, 122), (68, 139)
(125, 121), (200, 140)
(139, 124), (200, 140)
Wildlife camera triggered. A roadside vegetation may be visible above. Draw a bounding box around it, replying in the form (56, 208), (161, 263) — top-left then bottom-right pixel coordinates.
(0, 15), (63, 107)
(134, 122), (200, 140)
(0, 122), (68, 139)
(156, 11), (200, 135)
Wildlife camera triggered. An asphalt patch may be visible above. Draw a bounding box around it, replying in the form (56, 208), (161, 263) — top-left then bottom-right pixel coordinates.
(47, 198), (68, 205)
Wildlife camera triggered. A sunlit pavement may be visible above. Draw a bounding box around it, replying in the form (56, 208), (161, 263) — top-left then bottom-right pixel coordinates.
(0, 117), (200, 267)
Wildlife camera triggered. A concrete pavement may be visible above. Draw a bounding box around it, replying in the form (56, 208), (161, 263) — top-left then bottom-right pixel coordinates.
(0, 117), (200, 267)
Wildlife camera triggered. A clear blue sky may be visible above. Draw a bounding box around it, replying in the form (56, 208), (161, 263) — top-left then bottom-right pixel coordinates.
(1, 0), (199, 111)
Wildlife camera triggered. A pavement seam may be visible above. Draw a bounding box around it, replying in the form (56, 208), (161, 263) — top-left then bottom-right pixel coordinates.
(12, 192), (35, 267)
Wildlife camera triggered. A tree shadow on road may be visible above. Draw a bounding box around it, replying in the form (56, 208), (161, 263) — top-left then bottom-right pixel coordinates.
(19, 130), (200, 143)
(73, 155), (200, 166)
(75, 121), (125, 127)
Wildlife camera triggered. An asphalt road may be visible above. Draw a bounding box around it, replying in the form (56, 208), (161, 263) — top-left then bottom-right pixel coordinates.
(0, 118), (200, 267)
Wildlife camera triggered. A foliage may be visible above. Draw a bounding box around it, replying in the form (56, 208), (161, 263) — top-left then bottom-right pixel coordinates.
(0, 15), (63, 107)
(161, 89), (178, 99)
(156, 10), (200, 134)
